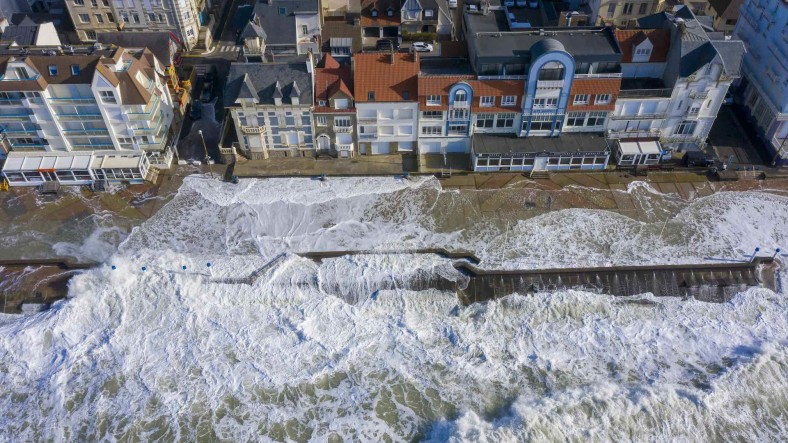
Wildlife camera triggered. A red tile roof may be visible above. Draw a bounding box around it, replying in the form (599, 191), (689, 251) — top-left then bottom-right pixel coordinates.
(360, 0), (401, 27)
(314, 53), (355, 112)
(354, 52), (419, 103)
(418, 76), (525, 112)
(615, 29), (671, 63)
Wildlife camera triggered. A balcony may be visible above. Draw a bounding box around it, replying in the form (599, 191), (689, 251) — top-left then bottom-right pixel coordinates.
(241, 126), (265, 134)
(336, 143), (354, 151)
(537, 80), (564, 89)
(607, 129), (661, 139)
(62, 128), (111, 136)
(48, 97), (97, 104)
(610, 112), (667, 120)
(56, 112), (103, 121)
(359, 133), (376, 139)
(0, 113), (32, 121)
(452, 101), (469, 109)
(0, 98), (23, 106)
(334, 125), (353, 133)
(618, 89), (672, 98)
(689, 90), (709, 99)
(574, 73), (622, 79)
(358, 116), (377, 124)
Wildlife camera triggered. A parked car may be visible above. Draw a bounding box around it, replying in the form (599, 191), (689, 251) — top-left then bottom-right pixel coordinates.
(684, 151), (714, 167)
(411, 42), (434, 52)
(190, 100), (202, 120)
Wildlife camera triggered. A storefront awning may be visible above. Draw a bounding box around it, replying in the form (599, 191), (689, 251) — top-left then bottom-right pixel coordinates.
(91, 154), (144, 169)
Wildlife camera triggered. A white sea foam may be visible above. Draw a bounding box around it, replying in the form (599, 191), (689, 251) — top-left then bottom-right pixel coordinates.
(0, 176), (787, 441)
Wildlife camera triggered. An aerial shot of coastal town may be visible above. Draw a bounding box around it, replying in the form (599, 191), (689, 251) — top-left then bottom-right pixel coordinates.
(0, 0), (786, 440)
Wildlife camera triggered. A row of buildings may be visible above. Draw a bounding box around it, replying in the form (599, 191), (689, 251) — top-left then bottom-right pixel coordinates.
(223, 4), (744, 172)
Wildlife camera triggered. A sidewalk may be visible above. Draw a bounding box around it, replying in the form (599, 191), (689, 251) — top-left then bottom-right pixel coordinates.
(232, 154), (419, 177)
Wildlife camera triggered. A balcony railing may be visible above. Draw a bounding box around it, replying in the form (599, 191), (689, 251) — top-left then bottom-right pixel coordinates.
(241, 126), (265, 134)
(56, 112), (103, 121)
(607, 129), (661, 139)
(358, 117), (377, 124)
(618, 89), (672, 98)
(0, 113), (32, 120)
(610, 112), (667, 120)
(452, 101), (469, 108)
(0, 98), (23, 105)
(336, 143), (354, 151)
(537, 80), (565, 88)
(48, 97), (97, 104)
(334, 126), (353, 133)
(689, 90), (709, 99)
(574, 73), (622, 79)
(359, 133), (376, 139)
(62, 128), (111, 135)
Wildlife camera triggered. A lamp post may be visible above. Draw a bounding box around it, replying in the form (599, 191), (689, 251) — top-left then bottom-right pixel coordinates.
(198, 129), (214, 178)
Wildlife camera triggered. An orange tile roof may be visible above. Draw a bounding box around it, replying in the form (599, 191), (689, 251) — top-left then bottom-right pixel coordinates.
(615, 29), (671, 63)
(314, 53), (355, 112)
(567, 78), (621, 111)
(354, 52), (419, 102)
(417, 76), (525, 112)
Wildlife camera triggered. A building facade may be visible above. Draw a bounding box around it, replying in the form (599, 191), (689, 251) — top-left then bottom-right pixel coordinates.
(0, 47), (175, 186)
(240, 0), (321, 59)
(66, 0), (202, 50)
(354, 52), (419, 154)
(734, 0), (788, 165)
(595, 0), (659, 27)
(314, 53), (357, 157)
(224, 60), (316, 159)
(608, 7), (745, 154)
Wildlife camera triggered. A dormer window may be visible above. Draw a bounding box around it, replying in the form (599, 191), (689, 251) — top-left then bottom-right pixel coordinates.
(291, 96), (300, 105)
(48, 65), (58, 76)
(318, 100), (327, 106)
(387, 7), (393, 16)
(71, 65), (80, 75)
(402, 91), (409, 100)
(371, 8), (378, 17)
(274, 97), (283, 105)
(635, 48), (651, 56)
(368, 91), (375, 101)
(14, 67), (31, 79)
(278, 7), (286, 15)
(425, 9), (433, 17)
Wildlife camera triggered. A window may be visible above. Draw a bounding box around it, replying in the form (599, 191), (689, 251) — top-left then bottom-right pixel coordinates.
(448, 124), (468, 135)
(495, 113), (515, 128)
(638, 2), (648, 14)
(48, 65), (58, 76)
(335, 117), (351, 127)
(186, 29), (194, 37)
(107, 13), (115, 22)
(573, 94), (589, 105)
(635, 48), (651, 56)
(318, 100), (327, 106)
(14, 68), (31, 79)
(594, 94), (611, 105)
(448, 109), (468, 120)
(402, 91), (410, 100)
(689, 104), (700, 115)
(454, 91), (467, 103)
(501, 96), (517, 106)
(94, 14), (104, 23)
(86, 30), (97, 40)
(530, 114), (553, 131)
(533, 97), (558, 109)
(476, 113), (494, 128)
(302, 25), (308, 35)
(159, 13), (166, 24)
(79, 13), (90, 23)
(91, 0), (97, 6)
(74, 0), (84, 4)
(607, 3), (616, 17)
(425, 9), (433, 17)
(422, 111), (442, 120)
(480, 96), (494, 107)
(426, 95), (441, 105)
(279, 7), (287, 15)
(132, 13), (140, 23)
(121, 13), (129, 22)
(586, 111), (606, 126)
(371, 8), (378, 17)
(99, 90), (116, 104)
(387, 7), (393, 16)
(725, 18), (737, 26)
(148, 13), (156, 22)
(316, 115), (327, 126)
(422, 125), (441, 135)
(623, 3), (633, 14)
(71, 65), (80, 75)
(675, 120), (697, 135)
(368, 91), (375, 101)
(567, 112), (586, 127)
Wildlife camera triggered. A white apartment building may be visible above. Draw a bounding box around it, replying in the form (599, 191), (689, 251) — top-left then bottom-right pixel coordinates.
(609, 7), (744, 152)
(1, 47), (175, 186)
(354, 52), (419, 155)
(66, 0), (202, 50)
(224, 60), (316, 158)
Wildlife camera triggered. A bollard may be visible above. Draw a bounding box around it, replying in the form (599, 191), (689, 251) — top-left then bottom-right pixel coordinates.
(182, 265), (187, 271)
(773, 248), (781, 259)
(750, 247), (760, 262)
(141, 266), (147, 272)
(111, 265), (116, 270)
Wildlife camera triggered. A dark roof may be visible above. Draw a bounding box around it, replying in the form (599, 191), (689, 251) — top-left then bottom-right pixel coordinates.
(710, 40), (745, 77)
(320, 16), (362, 53)
(473, 133), (609, 155)
(241, 21), (267, 40)
(465, 14), (621, 61)
(243, 0), (318, 46)
(224, 61), (314, 106)
(615, 29), (671, 63)
(707, 0), (733, 13)
(96, 32), (175, 66)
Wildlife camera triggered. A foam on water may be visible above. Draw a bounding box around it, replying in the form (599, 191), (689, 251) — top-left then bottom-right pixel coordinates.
(1, 176), (787, 441)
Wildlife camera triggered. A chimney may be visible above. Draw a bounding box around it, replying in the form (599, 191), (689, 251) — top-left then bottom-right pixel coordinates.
(306, 49), (314, 73)
(390, 51), (395, 64)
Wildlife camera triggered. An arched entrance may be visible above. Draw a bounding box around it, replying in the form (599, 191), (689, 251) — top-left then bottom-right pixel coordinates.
(317, 134), (331, 153)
